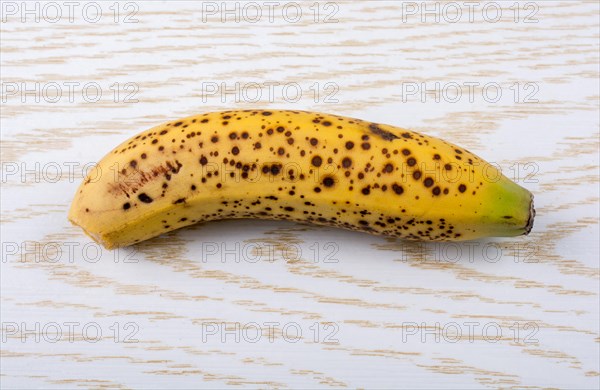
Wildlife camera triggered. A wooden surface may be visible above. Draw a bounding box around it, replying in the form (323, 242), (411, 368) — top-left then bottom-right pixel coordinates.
(1, 1), (599, 388)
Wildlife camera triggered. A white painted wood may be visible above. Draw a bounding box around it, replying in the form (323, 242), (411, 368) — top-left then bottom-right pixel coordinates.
(1, 1), (598, 388)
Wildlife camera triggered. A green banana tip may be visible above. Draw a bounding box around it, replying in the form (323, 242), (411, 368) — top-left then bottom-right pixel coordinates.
(524, 194), (535, 236)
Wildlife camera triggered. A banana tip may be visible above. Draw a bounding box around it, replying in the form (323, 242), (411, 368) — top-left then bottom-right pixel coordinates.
(524, 194), (535, 236)
(68, 214), (114, 250)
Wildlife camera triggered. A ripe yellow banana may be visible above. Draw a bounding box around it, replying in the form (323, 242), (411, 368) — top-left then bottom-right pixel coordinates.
(69, 109), (534, 249)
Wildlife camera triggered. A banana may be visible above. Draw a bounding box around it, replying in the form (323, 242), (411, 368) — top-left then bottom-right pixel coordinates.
(69, 109), (534, 249)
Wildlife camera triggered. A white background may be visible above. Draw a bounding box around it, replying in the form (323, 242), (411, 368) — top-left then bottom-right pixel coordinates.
(1, 1), (599, 388)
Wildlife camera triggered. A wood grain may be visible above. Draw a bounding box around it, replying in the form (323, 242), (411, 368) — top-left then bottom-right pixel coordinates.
(1, 1), (598, 388)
